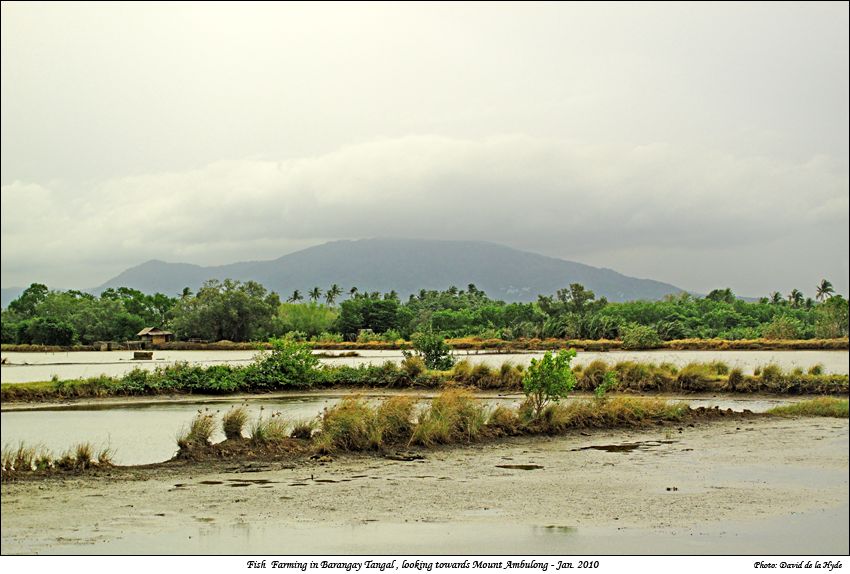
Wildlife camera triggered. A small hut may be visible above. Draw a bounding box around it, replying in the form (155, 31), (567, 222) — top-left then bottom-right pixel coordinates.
(136, 327), (174, 346)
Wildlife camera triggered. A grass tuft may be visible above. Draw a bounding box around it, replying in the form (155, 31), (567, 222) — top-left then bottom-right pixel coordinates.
(222, 406), (249, 440)
(177, 410), (217, 450)
(250, 412), (289, 444)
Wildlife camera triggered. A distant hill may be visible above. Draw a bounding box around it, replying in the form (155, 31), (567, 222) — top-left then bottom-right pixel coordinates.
(94, 238), (684, 303)
(1, 287), (24, 308)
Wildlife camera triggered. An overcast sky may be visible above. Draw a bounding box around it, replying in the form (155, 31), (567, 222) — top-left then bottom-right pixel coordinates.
(2, 2), (848, 297)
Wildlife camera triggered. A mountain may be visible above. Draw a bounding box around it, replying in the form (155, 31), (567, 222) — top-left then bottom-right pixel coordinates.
(1, 287), (25, 308)
(95, 239), (684, 303)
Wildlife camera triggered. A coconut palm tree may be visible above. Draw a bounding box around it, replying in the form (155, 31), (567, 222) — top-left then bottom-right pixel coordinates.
(349, 286), (359, 298)
(287, 290), (303, 303)
(308, 287), (322, 303)
(769, 292), (783, 305)
(325, 284), (342, 306)
(816, 279), (835, 302)
(788, 289), (804, 308)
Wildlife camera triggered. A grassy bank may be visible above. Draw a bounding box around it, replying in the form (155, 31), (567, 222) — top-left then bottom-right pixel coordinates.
(2, 357), (848, 403)
(4, 394), (846, 480)
(3, 337), (847, 354)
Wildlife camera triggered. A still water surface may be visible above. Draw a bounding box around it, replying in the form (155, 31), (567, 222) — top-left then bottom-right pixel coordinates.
(2, 349), (847, 383)
(0, 393), (816, 465)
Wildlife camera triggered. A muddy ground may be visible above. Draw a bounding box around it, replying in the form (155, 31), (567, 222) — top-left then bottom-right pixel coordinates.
(2, 416), (848, 555)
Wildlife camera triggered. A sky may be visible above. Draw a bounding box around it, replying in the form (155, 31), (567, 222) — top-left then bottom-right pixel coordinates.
(2, 1), (848, 298)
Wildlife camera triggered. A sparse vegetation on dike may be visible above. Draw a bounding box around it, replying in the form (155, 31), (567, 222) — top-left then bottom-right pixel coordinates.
(2, 440), (113, 479)
(767, 398), (849, 418)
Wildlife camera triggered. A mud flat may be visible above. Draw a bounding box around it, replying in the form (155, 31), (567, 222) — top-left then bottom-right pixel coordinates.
(1, 416), (847, 555)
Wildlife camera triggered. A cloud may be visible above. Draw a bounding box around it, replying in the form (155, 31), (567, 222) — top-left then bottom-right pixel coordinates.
(1, 135), (847, 291)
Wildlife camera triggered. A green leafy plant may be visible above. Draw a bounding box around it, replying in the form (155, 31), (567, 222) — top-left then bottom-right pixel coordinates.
(522, 349), (578, 417)
(405, 330), (455, 370)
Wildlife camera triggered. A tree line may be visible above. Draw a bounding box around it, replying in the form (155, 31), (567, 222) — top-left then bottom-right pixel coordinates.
(1, 278), (847, 346)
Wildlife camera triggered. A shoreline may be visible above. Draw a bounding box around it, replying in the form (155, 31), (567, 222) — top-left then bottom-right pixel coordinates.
(3, 337), (848, 354)
(2, 415), (847, 554)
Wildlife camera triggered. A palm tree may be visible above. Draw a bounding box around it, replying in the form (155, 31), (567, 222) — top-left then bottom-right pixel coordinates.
(349, 286), (359, 298)
(287, 290), (303, 303)
(769, 292), (783, 305)
(325, 284), (342, 306)
(816, 279), (835, 302)
(788, 289), (804, 308)
(308, 287), (322, 303)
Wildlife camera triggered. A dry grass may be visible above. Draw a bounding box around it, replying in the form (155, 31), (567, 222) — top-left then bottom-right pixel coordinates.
(313, 397), (375, 453)
(176, 410), (217, 450)
(290, 419), (318, 440)
(410, 389), (487, 446)
(487, 405), (522, 436)
(373, 396), (416, 445)
(222, 406), (249, 440)
(250, 412), (289, 444)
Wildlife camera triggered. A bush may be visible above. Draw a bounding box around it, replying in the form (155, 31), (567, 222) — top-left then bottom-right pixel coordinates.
(522, 349), (578, 417)
(620, 323), (662, 350)
(762, 316), (803, 340)
(407, 330), (455, 370)
(242, 336), (319, 390)
(400, 355), (426, 378)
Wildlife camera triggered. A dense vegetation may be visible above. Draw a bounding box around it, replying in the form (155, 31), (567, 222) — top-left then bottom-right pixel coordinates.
(2, 278), (847, 346)
(2, 336), (847, 403)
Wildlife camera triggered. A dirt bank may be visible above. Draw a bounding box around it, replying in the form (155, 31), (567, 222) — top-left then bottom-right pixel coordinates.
(1, 416), (847, 554)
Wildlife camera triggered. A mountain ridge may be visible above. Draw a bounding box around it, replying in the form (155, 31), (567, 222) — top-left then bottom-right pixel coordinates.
(93, 238), (684, 303)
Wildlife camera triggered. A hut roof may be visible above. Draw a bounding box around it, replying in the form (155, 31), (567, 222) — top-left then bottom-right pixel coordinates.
(136, 327), (173, 336)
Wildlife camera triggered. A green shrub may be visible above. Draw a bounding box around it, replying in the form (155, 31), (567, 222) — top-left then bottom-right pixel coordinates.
(762, 316), (803, 340)
(620, 323), (662, 350)
(407, 330), (455, 370)
(242, 336), (319, 390)
(400, 355), (426, 378)
(808, 364), (825, 375)
(522, 349), (577, 417)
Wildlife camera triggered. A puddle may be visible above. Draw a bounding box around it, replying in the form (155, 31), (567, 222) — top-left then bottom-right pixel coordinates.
(495, 464), (544, 470)
(572, 440), (676, 453)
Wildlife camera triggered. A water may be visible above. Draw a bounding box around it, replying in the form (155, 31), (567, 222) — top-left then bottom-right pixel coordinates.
(2, 349), (847, 383)
(0, 393), (816, 465)
(34, 504), (850, 555)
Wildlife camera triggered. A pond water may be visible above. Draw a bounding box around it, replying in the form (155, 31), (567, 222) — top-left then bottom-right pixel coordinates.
(0, 392), (816, 466)
(1, 349), (847, 383)
(36, 503), (850, 555)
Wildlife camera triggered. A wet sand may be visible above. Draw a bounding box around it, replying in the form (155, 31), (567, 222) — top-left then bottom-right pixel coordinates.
(1, 416), (847, 555)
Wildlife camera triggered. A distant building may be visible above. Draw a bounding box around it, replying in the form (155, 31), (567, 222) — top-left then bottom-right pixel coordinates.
(136, 327), (174, 346)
